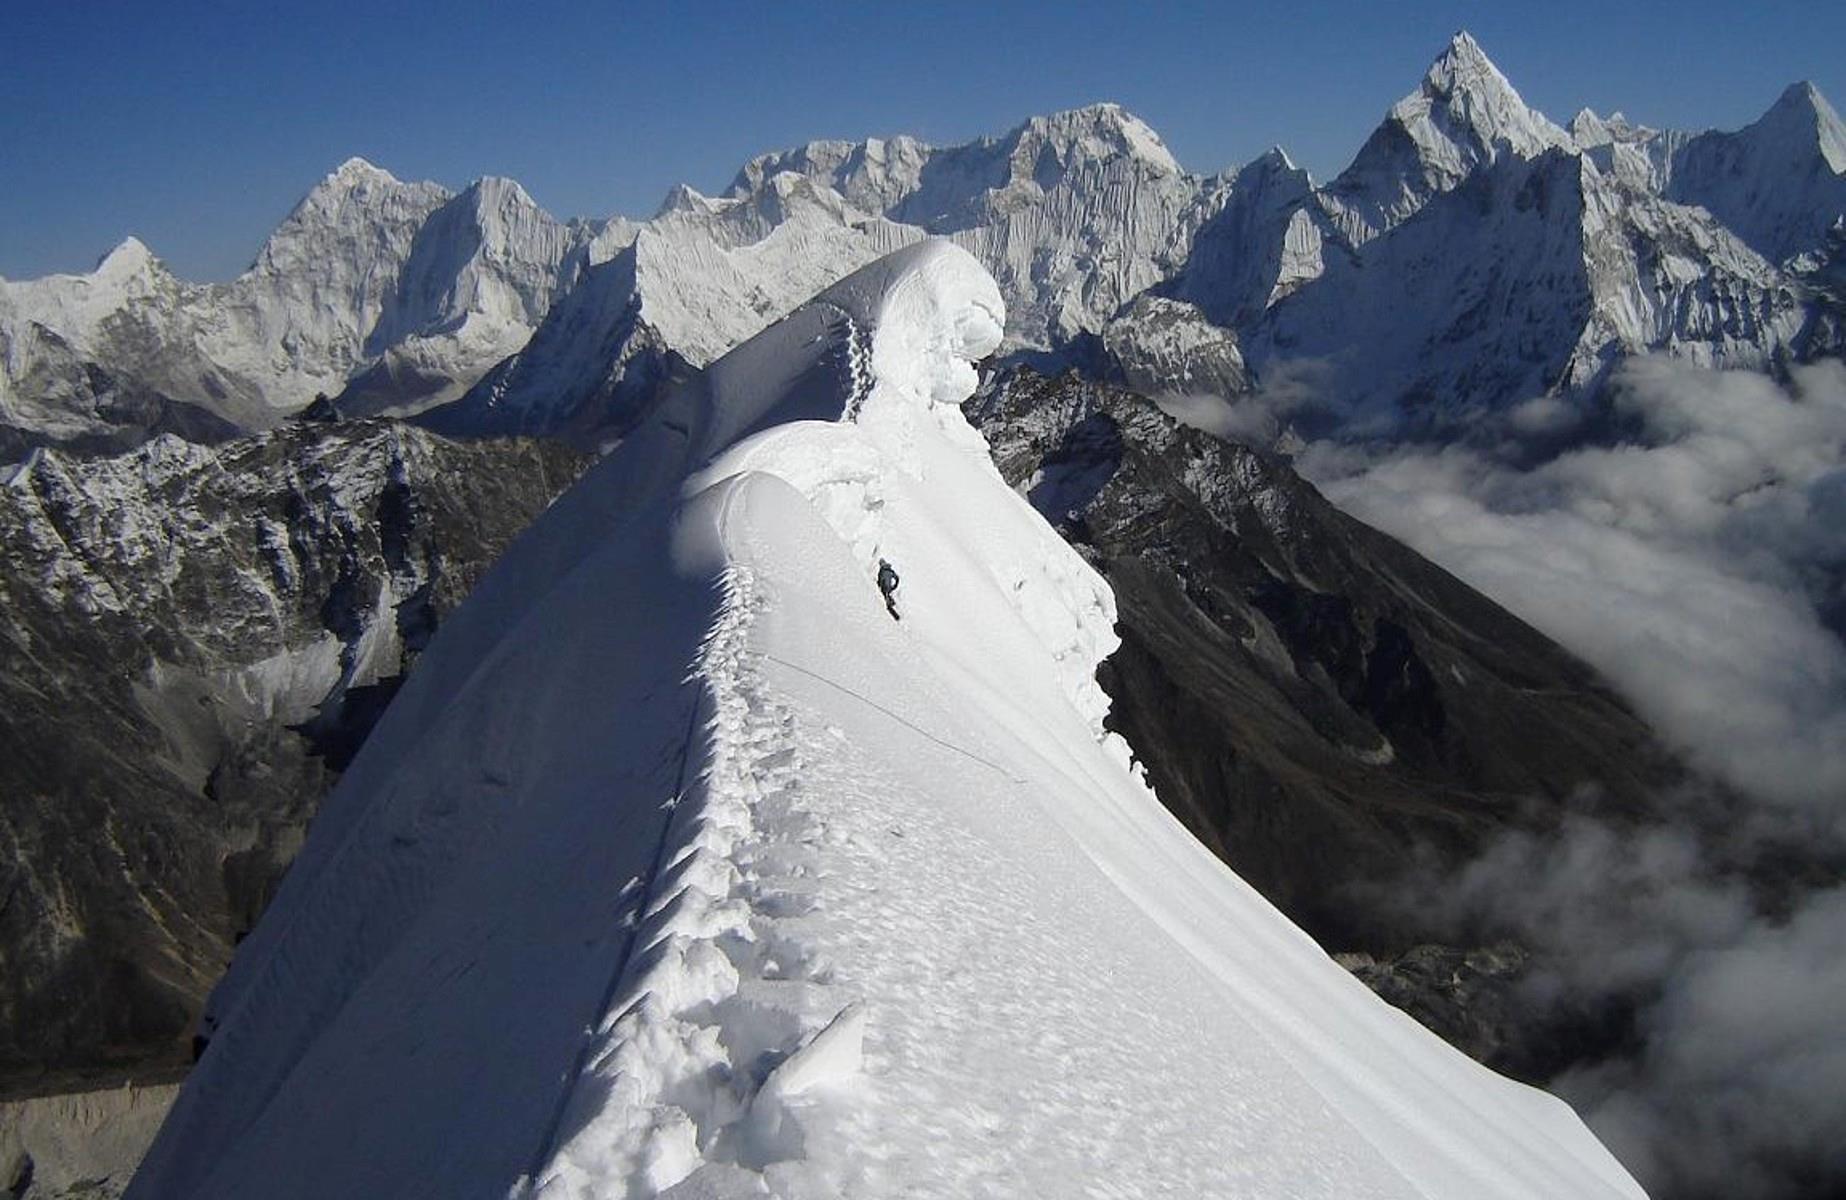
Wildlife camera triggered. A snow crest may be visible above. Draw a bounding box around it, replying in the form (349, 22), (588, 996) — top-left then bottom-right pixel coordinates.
(128, 242), (1643, 1200)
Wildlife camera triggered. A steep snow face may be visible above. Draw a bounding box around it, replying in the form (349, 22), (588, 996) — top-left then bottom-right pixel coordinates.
(339, 177), (587, 415)
(1174, 147), (1335, 325)
(218, 158), (455, 397)
(1664, 82), (1846, 266)
(435, 178), (921, 441)
(630, 183), (919, 365)
(1243, 149), (1805, 433)
(1322, 32), (1574, 246)
(728, 104), (1212, 348)
(130, 242), (1641, 1200)
(0, 159), (601, 452)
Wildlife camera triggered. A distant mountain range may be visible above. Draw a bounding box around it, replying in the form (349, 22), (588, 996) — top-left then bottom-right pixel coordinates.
(4, 32), (1841, 459)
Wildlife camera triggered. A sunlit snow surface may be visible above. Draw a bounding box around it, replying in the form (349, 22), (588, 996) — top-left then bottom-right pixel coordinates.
(128, 242), (1643, 1200)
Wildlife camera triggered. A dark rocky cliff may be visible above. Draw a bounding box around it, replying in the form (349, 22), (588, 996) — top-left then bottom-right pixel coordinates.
(0, 423), (587, 1096)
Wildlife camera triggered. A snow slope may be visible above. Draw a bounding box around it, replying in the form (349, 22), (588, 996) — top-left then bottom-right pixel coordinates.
(129, 242), (1641, 1199)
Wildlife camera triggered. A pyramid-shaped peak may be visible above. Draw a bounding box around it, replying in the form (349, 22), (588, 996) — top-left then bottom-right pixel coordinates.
(654, 182), (718, 218)
(1389, 30), (1570, 157)
(1439, 31), (1492, 68)
(1776, 80), (1824, 109)
(96, 235), (155, 273)
(1239, 145), (1309, 184)
(1424, 31), (1520, 99)
(464, 175), (541, 209)
(1255, 145), (1298, 170)
(1761, 80), (1846, 170)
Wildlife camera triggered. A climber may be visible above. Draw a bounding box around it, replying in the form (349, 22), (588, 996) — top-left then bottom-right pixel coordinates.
(876, 558), (901, 621)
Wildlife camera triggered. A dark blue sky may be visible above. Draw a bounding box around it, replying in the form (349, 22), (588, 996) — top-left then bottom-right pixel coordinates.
(4, 1), (1841, 281)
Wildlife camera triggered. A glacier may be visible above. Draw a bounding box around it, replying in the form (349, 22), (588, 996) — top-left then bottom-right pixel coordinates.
(127, 242), (1643, 1199)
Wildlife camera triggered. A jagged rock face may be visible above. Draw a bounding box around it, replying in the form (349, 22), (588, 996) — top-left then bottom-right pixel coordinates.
(0, 311), (245, 463)
(1101, 294), (1250, 400)
(0, 424), (586, 1094)
(966, 369), (1678, 963)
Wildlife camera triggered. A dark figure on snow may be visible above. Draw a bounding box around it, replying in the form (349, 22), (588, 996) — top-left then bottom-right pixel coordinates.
(877, 558), (901, 621)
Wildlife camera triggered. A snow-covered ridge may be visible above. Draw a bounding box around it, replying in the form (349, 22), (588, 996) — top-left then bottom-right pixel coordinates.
(129, 242), (1642, 1199)
(1320, 31), (1575, 246)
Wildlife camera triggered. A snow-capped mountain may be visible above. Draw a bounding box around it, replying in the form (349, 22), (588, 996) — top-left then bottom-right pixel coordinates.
(0, 160), (598, 456)
(1227, 146), (1807, 434)
(1659, 81), (1846, 267)
(1122, 33), (1838, 440)
(1320, 32), (1575, 247)
(427, 174), (917, 443)
(7, 35), (1840, 456)
(336, 175), (589, 416)
(128, 241), (1643, 1200)
(0, 422), (585, 1099)
(442, 35), (1841, 444)
(730, 103), (1207, 347)
(429, 103), (1212, 443)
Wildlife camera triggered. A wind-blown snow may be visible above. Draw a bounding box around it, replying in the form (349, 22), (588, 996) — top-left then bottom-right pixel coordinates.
(128, 241), (1640, 1199)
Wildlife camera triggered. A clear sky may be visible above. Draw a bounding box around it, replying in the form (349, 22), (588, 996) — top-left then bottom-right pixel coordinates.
(4, 0), (1842, 282)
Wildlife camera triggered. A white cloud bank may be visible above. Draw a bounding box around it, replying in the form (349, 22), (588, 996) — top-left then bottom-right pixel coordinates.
(1301, 357), (1846, 819)
(1293, 357), (1846, 1198)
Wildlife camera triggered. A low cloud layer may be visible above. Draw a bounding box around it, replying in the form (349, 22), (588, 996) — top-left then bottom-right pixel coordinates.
(1289, 357), (1846, 1198)
(1391, 814), (1846, 1199)
(1301, 358), (1846, 818)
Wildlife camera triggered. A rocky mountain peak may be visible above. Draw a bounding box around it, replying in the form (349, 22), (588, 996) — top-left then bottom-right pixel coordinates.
(1407, 31), (1572, 161)
(250, 158), (450, 281)
(326, 155), (400, 188)
(653, 181), (716, 219)
(463, 174), (538, 213)
(1760, 80), (1846, 172)
(1010, 102), (1182, 176)
(94, 235), (160, 280)
(1424, 31), (1500, 92)
(1324, 32), (1572, 245)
